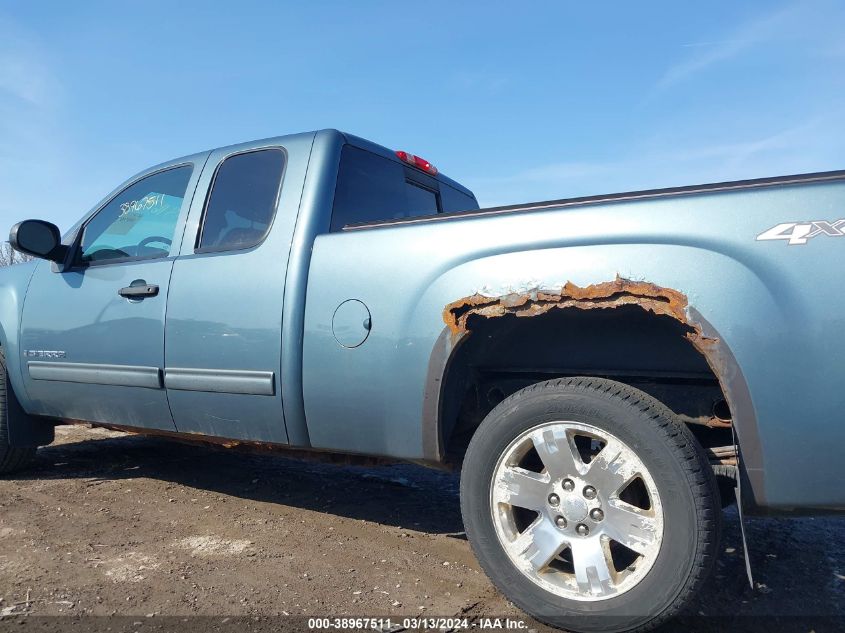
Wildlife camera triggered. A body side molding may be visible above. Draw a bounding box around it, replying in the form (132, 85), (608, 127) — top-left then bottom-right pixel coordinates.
(27, 362), (275, 396)
(164, 368), (276, 396)
(28, 361), (162, 389)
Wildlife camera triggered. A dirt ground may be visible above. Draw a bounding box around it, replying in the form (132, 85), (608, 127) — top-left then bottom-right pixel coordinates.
(0, 425), (843, 632)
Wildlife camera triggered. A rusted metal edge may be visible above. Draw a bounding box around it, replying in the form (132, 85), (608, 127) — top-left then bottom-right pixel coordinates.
(57, 420), (398, 468)
(442, 275), (711, 349)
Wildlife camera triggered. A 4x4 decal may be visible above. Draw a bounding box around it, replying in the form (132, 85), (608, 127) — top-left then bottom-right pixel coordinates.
(757, 219), (845, 245)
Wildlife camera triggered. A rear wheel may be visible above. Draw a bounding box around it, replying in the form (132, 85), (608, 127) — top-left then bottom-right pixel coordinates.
(0, 354), (36, 475)
(460, 377), (720, 633)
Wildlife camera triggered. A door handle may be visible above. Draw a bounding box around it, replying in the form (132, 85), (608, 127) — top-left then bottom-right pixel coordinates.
(119, 281), (159, 299)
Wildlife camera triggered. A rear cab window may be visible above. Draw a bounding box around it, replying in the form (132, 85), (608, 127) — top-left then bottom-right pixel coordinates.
(440, 182), (478, 213)
(330, 145), (477, 231)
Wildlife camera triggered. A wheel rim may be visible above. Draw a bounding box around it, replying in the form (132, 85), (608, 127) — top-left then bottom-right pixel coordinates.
(490, 421), (664, 601)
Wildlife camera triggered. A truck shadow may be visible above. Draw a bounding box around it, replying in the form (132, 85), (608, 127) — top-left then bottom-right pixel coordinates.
(18, 432), (845, 629)
(24, 432), (466, 535)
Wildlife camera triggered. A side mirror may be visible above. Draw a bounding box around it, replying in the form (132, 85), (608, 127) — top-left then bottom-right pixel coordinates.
(9, 220), (68, 263)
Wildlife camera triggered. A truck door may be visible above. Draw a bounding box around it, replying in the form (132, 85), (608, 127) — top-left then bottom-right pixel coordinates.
(164, 138), (308, 444)
(19, 160), (205, 429)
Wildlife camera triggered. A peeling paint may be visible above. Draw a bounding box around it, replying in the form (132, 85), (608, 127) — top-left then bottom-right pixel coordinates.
(443, 276), (692, 337)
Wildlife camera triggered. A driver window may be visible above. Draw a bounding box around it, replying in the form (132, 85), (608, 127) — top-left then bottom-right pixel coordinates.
(79, 165), (193, 264)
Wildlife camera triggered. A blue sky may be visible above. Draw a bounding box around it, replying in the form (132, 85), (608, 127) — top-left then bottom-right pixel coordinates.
(1, 1), (844, 231)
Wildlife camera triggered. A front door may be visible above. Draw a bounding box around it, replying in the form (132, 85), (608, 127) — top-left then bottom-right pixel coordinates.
(19, 160), (205, 429)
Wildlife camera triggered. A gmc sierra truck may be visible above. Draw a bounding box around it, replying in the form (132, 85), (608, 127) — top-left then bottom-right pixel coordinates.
(2, 129), (843, 632)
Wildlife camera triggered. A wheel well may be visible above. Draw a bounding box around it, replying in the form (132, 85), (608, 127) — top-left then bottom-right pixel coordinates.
(440, 304), (734, 463)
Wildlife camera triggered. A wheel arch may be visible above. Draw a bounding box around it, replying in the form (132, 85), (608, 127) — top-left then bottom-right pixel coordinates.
(0, 275), (26, 398)
(0, 262), (54, 448)
(422, 276), (766, 508)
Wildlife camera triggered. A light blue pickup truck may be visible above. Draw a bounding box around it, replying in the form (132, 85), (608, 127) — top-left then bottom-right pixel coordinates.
(2, 129), (843, 632)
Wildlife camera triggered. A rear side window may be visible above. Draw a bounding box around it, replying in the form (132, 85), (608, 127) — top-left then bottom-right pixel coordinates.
(198, 148), (285, 252)
(330, 145), (440, 231)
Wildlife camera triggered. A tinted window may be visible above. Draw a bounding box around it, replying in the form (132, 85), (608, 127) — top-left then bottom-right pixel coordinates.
(330, 145), (441, 231)
(198, 149), (285, 252)
(80, 165), (193, 264)
(405, 182), (439, 215)
(440, 183), (479, 213)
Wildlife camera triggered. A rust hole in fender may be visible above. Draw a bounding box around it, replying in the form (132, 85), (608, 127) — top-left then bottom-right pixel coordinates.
(431, 274), (764, 495)
(434, 275), (749, 474)
(440, 275), (730, 415)
(442, 275), (718, 356)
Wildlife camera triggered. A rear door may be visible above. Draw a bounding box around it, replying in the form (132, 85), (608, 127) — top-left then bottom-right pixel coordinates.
(164, 137), (311, 443)
(20, 160), (205, 428)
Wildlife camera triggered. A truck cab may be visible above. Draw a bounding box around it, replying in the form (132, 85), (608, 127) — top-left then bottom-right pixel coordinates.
(7, 129), (477, 446)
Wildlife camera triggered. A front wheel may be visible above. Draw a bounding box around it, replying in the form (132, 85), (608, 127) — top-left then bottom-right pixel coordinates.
(460, 378), (720, 633)
(0, 353), (36, 475)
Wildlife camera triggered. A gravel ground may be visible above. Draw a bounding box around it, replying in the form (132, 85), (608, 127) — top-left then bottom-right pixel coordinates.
(0, 425), (843, 632)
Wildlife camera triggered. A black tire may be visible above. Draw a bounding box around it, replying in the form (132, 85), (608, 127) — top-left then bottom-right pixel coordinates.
(0, 353), (36, 475)
(460, 377), (720, 633)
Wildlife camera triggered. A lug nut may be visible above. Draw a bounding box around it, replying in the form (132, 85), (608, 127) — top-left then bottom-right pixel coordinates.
(583, 485), (597, 500)
(562, 479), (575, 492)
(576, 524), (589, 536)
(548, 493), (560, 506)
(590, 508), (604, 522)
(555, 516), (567, 528)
